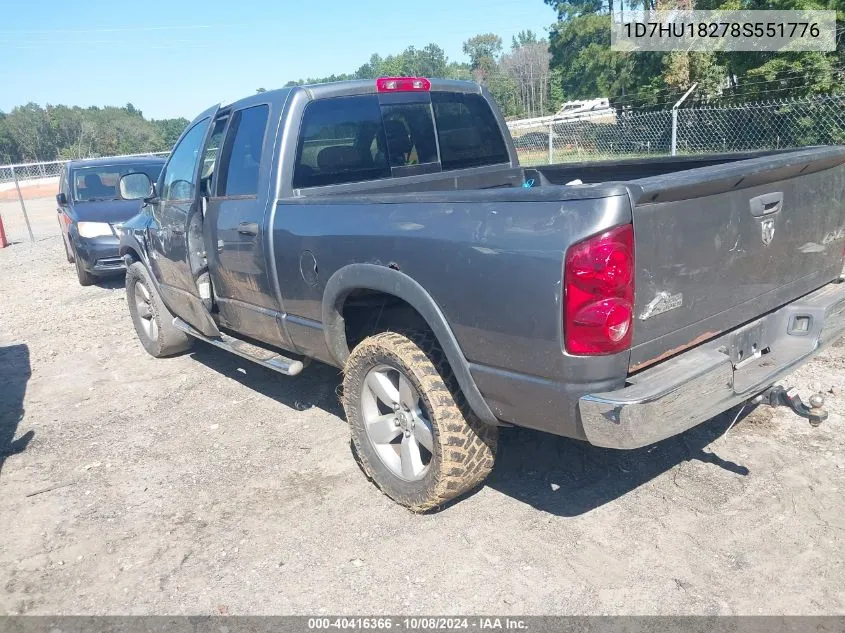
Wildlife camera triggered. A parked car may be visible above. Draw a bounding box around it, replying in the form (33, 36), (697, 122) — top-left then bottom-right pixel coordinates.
(116, 77), (845, 511)
(57, 156), (166, 286)
(512, 131), (550, 151)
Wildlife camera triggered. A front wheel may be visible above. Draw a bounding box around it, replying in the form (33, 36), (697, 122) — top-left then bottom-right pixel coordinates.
(72, 245), (96, 286)
(342, 331), (497, 512)
(61, 231), (74, 263)
(125, 261), (194, 358)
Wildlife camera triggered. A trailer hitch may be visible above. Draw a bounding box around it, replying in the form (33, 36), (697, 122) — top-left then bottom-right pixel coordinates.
(754, 386), (828, 426)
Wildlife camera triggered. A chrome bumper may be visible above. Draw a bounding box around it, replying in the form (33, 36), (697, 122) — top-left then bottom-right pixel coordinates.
(93, 256), (125, 272)
(579, 281), (845, 449)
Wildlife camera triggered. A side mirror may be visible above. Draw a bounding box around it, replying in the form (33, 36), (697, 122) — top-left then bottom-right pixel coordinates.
(119, 173), (153, 200)
(56, 192), (67, 206)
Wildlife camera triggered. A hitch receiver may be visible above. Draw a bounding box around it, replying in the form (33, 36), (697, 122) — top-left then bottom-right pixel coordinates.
(756, 385), (828, 426)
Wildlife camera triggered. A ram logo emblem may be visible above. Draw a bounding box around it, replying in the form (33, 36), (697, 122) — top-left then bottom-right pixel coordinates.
(761, 218), (775, 246)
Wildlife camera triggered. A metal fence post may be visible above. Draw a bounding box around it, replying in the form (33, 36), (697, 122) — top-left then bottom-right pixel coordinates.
(670, 108), (678, 157)
(671, 83), (697, 157)
(10, 165), (35, 243)
(0, 210), (8, 248)
(548, 123), (554, 164)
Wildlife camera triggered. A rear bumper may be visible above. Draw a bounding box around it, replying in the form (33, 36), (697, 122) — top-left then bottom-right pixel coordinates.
(579, 281), (845, 449)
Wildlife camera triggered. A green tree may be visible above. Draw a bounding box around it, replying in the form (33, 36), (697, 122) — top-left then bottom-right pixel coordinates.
(151, 118), (190, 148)
(4, 103), (55, 161)
(0, 112), (18, 163)
(462, 33), (504, 81)
(512, 29), (540, 49)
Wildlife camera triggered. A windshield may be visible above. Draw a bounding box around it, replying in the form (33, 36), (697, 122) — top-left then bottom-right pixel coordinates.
(71, 163), (163, 202)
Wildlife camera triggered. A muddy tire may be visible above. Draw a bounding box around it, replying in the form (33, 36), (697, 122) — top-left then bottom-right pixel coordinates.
(342, 330), (497, 512)
(125, 261), (194, 358)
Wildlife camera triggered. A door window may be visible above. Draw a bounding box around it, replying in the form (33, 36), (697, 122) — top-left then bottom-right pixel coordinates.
(162, 119), (211, 202)
(217, 105), (269, 197)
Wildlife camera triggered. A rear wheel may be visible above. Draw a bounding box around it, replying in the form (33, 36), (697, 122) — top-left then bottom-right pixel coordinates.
(125, 261), (194, 358)
(342, 330), (497, 512)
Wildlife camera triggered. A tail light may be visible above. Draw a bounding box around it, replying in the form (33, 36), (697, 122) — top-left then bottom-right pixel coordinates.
(564, 224), (635, 355)
(376, 77), (431, 92)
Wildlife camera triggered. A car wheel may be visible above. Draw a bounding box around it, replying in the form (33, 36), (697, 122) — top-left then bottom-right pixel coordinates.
(342, 330), (497, 512)
(62, 235), (74, 263)
(125, 261), (194, 358)
(72, 245), (97, 286)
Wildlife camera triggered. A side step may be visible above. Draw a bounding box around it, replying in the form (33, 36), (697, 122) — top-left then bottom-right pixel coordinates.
(173, 317), (305, 376)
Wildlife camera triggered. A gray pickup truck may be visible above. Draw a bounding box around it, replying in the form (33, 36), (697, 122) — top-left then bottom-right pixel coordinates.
(116, 77), (845, 511)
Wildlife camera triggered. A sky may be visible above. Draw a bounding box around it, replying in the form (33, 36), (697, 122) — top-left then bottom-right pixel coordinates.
(1, 0), (558, 120)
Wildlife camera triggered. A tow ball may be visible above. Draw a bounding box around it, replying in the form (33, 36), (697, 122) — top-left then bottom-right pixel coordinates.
(753, 386), (828, 426)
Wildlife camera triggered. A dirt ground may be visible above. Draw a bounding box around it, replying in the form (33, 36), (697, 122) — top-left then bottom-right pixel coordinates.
(0, 181), (59, 203)
(2, 197), (845, 616)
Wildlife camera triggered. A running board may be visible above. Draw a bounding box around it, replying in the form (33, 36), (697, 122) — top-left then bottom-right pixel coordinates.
(173, 317), (305, 376)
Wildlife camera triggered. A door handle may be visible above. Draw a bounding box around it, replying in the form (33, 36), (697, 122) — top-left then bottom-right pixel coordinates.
(749, 191), (783, 217)
(237, 222), (259, 236)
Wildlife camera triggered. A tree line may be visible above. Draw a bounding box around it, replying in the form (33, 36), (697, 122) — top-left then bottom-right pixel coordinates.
(0, 103), (188, 164)
(276, 0), (845, 120)
(545, 0), (845, 111)
(278, 32), (554, 119)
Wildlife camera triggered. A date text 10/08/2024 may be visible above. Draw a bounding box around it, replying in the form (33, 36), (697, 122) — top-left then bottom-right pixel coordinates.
(307, 618), (528, 630)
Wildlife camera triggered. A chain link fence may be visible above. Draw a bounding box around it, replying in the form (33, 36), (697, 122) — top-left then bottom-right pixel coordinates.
(0, 151), (170, 246)
(507, 94), (845, 165)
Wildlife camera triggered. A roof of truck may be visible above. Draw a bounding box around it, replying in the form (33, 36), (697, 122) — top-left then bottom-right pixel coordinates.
(67, 155), (167, 169)
(219, 77), (484, 112)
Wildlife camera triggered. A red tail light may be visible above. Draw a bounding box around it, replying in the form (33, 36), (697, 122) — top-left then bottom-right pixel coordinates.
(376, 77), (431, 92)
(564, 224), (635, 355)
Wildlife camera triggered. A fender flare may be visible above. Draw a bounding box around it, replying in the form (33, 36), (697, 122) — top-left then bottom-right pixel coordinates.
(321, 263), (499, 426)
(119, 229), (149, 267)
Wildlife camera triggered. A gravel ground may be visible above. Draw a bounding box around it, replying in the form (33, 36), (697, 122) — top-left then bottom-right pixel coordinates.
(2, 198), (845, 616)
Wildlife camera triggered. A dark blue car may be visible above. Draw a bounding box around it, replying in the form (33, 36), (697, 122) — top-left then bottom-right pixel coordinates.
(57, 156), (166, 286)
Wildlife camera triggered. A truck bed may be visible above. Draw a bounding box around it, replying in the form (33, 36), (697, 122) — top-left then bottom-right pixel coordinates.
(286, 145), (845, 378)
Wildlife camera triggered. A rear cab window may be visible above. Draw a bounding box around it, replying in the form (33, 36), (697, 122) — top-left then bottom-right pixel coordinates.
(431, 93), (509, 170)
(292, 90), (509, 189)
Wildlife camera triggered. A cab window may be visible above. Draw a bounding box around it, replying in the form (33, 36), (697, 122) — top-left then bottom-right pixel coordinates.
(217, 105), (269, 197)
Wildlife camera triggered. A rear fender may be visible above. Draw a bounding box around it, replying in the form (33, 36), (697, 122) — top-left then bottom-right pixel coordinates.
(322, 263), (499, 426)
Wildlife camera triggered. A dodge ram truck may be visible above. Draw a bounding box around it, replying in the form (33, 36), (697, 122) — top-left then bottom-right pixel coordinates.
(116, 77), (845, 511)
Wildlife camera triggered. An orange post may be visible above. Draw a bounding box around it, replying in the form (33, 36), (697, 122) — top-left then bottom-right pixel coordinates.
(0, 212), (7, 248)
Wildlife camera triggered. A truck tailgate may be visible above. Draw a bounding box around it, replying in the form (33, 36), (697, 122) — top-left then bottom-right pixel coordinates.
(629, 146), (845, 371)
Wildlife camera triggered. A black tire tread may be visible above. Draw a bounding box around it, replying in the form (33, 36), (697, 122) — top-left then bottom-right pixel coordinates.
(125, 261), (194, 358)
(62, 235), (74, 263)
(73, 247), (96, 286)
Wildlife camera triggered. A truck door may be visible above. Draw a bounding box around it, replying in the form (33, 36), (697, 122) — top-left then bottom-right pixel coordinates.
(146, 105), (221, 337)
(203, 103), (290, 348)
